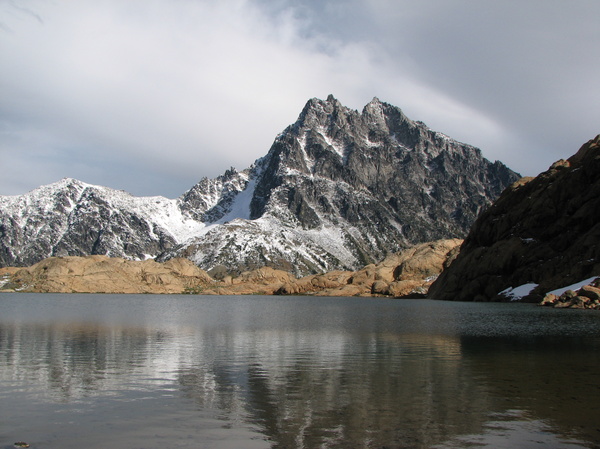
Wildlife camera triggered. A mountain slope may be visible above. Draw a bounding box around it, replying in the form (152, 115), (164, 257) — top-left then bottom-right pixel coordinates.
(428, 135), (600, 302)
(0, 178), (207, 266)
(0, 96), (519, 275)
(162, 95), (518, 275)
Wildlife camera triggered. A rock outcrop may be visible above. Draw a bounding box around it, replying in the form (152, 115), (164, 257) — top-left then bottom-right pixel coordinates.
(276, 239), (462, 297)
(0, 96), (518, 277)
(200, 267), (297, 296)
(163, 96), (516, 275)
(1, 256), (213, 294)
(428, 135), (600, 302)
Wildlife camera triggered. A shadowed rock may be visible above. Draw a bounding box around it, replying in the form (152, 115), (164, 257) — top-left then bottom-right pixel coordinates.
(428, 135), (600, 302)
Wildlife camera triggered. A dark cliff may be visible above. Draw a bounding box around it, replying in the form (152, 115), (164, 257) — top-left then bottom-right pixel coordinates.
(428, 135), (600, 301)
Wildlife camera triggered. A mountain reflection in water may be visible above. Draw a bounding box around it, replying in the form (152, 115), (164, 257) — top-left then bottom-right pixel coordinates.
(1, 294), (599, 449)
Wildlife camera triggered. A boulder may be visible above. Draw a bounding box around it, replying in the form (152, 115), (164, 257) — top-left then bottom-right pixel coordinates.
(540, 293), (558, 306)
(570, 296), (591, 309)
(579, 285), (600, 301)
(371, 280), (391, 295)
(538, 278), (600, 309)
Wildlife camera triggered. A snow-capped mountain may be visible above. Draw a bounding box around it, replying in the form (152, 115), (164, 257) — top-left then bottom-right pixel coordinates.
(0, 95), (520, 275)
(0, 178), (206, 266)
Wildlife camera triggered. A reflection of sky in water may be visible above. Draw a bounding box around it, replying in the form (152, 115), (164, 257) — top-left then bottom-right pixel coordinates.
(1, 294), (600, 449)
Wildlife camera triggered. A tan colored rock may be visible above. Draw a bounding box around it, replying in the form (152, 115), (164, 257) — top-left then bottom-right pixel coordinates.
(163, 258), (212, 280)
(387, 280), (429, 297)
(1, 239), (462, 298)
(315, 284), (366, 297)
(570, 296), (591, 309)
(540, 293), (558, 306)
(537, 278), (600, 309)
(560, 290), (578, 300)
(4, 256), (214, 294)
(579, 285), (600, 301)
(195, 267), (296, 296)
(549, 160), (570, 170)
(275, 239), (462, 298)
(371, 280), (391, 295)
(554, 300), (573, 309)
(312, 271), (353, 288)
(348, 265), (377, 287)
(276, 271), (353, 295)
(233, 267), (295, 285)
(393, 239), (464, 281)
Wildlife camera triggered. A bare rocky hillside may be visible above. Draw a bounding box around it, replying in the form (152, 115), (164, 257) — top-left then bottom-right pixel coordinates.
(428, 135), (600, 302)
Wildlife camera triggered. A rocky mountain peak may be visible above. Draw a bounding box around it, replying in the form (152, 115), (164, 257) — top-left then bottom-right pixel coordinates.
(362, 96), (388, 118)
(294, 95), (351, 135)
(1, 96), (520, 276)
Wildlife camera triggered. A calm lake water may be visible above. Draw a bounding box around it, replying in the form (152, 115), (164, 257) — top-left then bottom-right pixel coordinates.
(1, 294), (600, 449)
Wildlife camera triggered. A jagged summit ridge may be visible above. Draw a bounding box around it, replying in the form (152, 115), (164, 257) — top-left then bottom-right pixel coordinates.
(162, 94), (520, 274)
(0, 96), (520, 275)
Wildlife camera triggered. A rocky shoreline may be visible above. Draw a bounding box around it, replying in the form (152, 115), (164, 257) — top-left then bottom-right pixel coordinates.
(0, 239), (462, 298)
(2, 239), (598, 308)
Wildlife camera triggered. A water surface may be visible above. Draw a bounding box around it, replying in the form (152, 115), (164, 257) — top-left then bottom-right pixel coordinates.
(1, 294), (599, 448)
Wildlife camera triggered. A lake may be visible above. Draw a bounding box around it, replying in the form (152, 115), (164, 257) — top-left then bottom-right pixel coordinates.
(1, 294), (600, 449)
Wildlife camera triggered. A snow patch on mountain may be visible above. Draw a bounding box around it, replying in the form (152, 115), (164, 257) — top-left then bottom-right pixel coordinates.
(318, 125), (345, 159)
(303, 225), (356, 264)
(136, 197), (206, 243)
(216, 178), (256, 223)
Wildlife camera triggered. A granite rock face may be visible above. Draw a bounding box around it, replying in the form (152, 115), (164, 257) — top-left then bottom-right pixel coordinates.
(275, 239), (462, 297)
(161, 96), (518, 275)
(1, 256), (212, 294)
(0, 96), (519, 276)
(428, 135), (600, 302)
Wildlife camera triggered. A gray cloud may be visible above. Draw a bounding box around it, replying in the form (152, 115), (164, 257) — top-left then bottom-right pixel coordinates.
(1, 0), (598, 197)
(362, 0), (600, 171)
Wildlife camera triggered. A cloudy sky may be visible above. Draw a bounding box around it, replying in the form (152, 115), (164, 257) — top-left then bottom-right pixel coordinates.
(1, 0), (599, 198)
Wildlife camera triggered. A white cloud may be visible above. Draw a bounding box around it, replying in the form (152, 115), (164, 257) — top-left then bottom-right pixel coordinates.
(0, 0), (390, 195)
